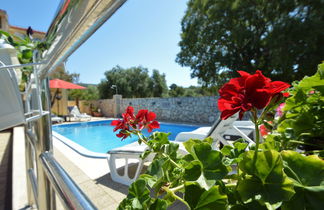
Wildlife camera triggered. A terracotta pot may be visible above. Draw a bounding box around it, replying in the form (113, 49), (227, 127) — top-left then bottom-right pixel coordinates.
(92, 112), (103, 117)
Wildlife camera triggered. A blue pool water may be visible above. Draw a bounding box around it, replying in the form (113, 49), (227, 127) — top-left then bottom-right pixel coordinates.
(52, 120), (199, 153)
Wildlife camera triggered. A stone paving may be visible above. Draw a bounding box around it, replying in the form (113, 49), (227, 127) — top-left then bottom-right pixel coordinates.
(54, 144), (187, 209)
(0, 130), (12, 210)
(52, 117), (189, 209)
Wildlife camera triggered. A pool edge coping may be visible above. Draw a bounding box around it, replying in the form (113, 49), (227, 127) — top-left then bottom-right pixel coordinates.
(52, 131), (108, 159)
(52, 119), (204, 158)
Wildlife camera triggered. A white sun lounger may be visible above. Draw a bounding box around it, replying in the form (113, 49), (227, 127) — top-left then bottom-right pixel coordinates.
(69, 106), (91, 121)
(175, 119), (255, 147)
(51, 114), (64, 124)
(107, 113), (254, 186)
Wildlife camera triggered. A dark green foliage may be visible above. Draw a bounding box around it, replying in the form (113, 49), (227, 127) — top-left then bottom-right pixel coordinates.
(49, 68), (80, 83)
(69, 85), (99, 101)
(169, 84), (215, 97)
(0, 30), (49, 89)
(149, 70), (168, 97)
(98, 66), (168, 99)
(237, 150), (295, 205)
(281, 151), (324, 210)
(176, 0), (324, 87)
(267, 62), (324, 155)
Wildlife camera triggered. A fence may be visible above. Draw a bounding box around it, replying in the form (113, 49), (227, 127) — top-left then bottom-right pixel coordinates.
(77, 95), (220, 124)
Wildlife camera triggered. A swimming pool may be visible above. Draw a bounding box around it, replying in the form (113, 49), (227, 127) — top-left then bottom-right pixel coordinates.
(52, 120), (199, 154)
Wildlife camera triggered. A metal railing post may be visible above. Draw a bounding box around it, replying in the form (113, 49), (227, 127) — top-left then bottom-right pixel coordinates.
(35, 78), (55, 210)
(25, 127), (35, 207)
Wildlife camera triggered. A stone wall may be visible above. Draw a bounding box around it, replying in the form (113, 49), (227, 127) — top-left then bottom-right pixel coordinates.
(91, 95), (220, 124)
(120, 96), (219, 124)
(92, 98), (115, 117)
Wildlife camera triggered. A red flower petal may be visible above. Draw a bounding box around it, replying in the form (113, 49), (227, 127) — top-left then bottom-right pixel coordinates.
(147, 121), (160, 132)
(136, 109), (148, 122)
(220, 109), (240, 120)
(237, 70), (250, 77)
(283, 92), (290, 97)
(146, 111), (156, 122)
(126, 106), (134, 115)
(111, 120), (120, 126)
(267, 81), (290, 94)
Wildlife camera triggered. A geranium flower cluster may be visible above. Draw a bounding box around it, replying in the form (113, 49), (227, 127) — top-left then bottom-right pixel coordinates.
(111, 106), (160, 140)
(218, 70), (290, 120)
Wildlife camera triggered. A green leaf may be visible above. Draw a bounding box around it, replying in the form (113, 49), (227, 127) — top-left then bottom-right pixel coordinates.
(147, 158), (165, 178)
(281, 151), (324, 210)
(148, 132), (170, 152)
(161, 142), (179, 159)
(192, 142), (229, 189)
(298, 71), (324, 90)
(185, 182), (205, 209)
(140, 174), (157, 188)
(221, 145), (233, 156)
(237, 150), (295, 205)
(128, 178), (150, 202)
(318, 62), (324, 80)
(22, 49), (33, 60)
(185, 142), (229, 188)
(118, 178), (151, 209)
(202, 136), (214, 145)
(195, 185), (228, 210)
(183, 139), (205, 154)
(234, 141), (248, 152)
(140, 150), (152, 160)
(149, 198), (168, 210)
(230, 200), (267, 210)
(260, 134), (281, 151)
(184, 160), (202, 181)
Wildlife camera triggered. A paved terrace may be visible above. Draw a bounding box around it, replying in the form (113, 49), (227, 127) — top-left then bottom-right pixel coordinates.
(0, 130), (12, 210)
(52, 117), (187, 209)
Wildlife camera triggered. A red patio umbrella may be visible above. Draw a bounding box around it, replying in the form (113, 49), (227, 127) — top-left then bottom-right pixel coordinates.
(49, 79), (86, 110)
(49, 79), (86, 89)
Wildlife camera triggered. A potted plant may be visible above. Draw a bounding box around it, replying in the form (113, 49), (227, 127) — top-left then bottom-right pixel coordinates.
(111, 63), (324, 210)
(91, 105), (103, 117)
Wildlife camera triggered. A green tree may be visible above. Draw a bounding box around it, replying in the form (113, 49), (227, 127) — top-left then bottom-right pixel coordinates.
(149, 70), (168, 97)
(168, 84), (215, 97)
(176, 0), (324, 87)
(169, 84), (186, 97)
(49, 67), (80, 83)
(69, 85), (99, 107)
(98, 66), (154, 99)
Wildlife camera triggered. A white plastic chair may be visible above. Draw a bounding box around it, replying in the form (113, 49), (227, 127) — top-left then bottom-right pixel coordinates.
(107, 113), (254, 186)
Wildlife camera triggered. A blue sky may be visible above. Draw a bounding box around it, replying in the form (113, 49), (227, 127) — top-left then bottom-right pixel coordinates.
(1, 0), (198, 87)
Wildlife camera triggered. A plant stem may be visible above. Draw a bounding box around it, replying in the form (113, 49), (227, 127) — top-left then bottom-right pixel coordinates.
(161, 153), (181, 168)
(289, 140), (318, 147)
(136, 132), (148, 144)
(169, 184), (185, 192)
(302, 150), (324, 154)
(135, 131), (181, 168)
(251, 109), (260, 171)
(162, 186), (191, 210)
(225, 183), (236, 188)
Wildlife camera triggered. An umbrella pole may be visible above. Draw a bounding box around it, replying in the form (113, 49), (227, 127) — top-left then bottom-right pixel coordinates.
(51, 88), (59, 107)
(57, 88), (60, 116)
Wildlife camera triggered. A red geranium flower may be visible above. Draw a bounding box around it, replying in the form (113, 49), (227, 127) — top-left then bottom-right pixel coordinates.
(111, 106), (160, 140)
(135, 109), (160, 132)
(218, 70), (290, 120)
